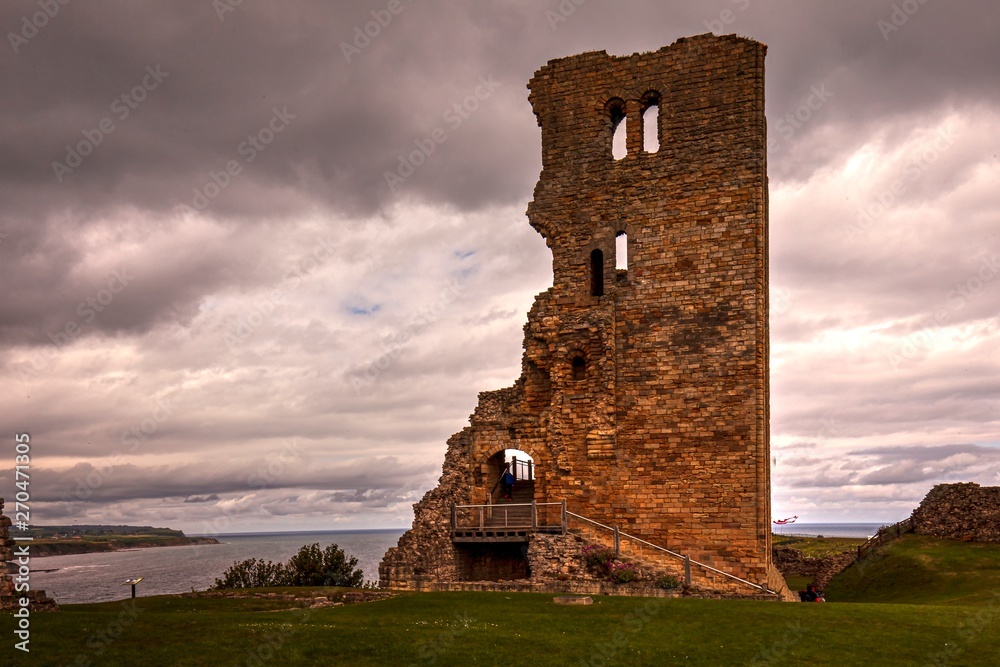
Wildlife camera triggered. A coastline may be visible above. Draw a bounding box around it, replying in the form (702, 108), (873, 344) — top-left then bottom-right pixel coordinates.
(31, 536), (221, 557)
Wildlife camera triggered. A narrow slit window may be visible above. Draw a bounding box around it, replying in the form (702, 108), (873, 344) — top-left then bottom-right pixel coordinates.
(571, 356), (586, 381)
(608, 100), (627, 161)
(642, 103), (659, 153)
(612, 116), (627, 160)
(615, 232), (628, 270)
(590, 249), (604, 296)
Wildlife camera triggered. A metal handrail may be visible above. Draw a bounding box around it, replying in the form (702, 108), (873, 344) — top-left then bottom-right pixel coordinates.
(565, 510), (768, 593)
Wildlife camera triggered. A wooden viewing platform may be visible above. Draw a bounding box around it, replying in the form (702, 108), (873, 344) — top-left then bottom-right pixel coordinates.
(452, 501), (566, 542)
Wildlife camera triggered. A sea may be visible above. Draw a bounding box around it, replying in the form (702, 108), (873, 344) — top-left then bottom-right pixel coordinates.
(28, 529), (405, 605)
(29, 523), (886, 605)
(771, 522), (887, 538)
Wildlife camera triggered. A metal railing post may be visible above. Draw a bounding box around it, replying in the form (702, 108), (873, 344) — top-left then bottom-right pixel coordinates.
(478, 506), (483, 530)
(531, 501), (538, 529)
(613, 526), (620, 557)
(561, 500), (567, 534)
(452, 505), (457, 529)
(684, 555), (692, 586)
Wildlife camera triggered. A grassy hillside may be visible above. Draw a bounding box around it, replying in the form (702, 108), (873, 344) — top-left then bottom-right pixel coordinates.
(825, 533), (1000, 606)
(4, 589), (999, 666)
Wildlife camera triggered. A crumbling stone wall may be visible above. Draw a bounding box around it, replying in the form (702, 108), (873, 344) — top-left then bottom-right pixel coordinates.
(1, 498), (57, 611)
(911, 482), (1000, 542)
(381, 33), (774, 594)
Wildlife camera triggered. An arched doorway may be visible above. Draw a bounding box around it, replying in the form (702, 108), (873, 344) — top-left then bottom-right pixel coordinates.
(487, 448), (535, 506)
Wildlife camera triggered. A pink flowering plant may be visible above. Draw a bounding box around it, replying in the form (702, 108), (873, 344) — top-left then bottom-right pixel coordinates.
(609, 561), (640, 584)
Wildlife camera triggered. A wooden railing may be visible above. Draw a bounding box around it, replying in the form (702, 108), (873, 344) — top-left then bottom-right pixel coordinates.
(452, 501), (566, 531)
(856, 517), (915, 560)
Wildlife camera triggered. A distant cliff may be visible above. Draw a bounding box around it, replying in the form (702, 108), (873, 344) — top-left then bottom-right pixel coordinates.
(26, 525), (220, 556)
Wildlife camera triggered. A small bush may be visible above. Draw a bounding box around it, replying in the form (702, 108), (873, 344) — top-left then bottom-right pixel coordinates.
(581, 544), (617, 572)
(214, 542), (364, 589)
(609, 561), (639, 584)
(656, 574), (682, 590)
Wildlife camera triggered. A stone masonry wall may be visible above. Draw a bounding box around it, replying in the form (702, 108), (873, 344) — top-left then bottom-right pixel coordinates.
(381, 33), (775, 595)
(911, 482), (1000, 542)
(1, 498), (58, 611)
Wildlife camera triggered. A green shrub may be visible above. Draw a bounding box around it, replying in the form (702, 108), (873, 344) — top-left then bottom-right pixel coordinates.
(656, 574), (682, 590)
(213, 543), (364, 589)
(581, 544), (617, 572)
(609, 561), (639, 584)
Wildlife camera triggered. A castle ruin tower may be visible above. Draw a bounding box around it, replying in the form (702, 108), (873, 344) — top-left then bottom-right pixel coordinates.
(381, 34), (779, 595)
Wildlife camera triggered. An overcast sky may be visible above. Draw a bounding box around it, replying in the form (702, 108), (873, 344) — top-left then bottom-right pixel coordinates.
(1, 1), (998, 534)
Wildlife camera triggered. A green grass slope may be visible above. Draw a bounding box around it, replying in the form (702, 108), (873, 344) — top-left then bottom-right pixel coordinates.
(825, 533), (1000, 606)
(4, 589), (1000, 666)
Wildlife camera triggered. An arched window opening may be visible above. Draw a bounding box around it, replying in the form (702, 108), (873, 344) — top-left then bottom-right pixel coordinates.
(571, 356), (586, 381)
(612, 116), (627, 160)
(615, 231), (628, 270)
(608, 99), (627, 161)
(590, 249), (604, 296)
(642, 103), (659, 153)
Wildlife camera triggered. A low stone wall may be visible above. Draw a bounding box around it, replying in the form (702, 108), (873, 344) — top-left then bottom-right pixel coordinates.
(911, 483), (1000, 542)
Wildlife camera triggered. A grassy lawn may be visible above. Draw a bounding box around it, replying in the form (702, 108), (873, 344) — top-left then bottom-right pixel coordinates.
(825, 534), (1000, 606)
(4, 588), (1000, 666)
(772, 534), (866, 558)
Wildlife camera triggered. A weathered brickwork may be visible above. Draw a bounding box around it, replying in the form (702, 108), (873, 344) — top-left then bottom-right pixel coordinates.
(381, 34), (776, 595)
(912, 482), (1000, 542)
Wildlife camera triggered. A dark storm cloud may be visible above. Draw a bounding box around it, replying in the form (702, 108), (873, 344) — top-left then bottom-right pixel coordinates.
(2, 1), (999, 529)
